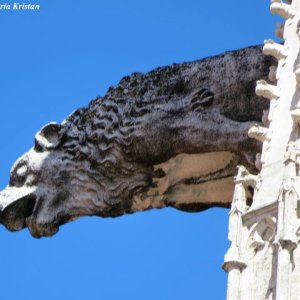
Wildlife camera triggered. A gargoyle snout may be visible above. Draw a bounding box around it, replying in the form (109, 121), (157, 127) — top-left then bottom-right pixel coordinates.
(0, 187), (37, 231)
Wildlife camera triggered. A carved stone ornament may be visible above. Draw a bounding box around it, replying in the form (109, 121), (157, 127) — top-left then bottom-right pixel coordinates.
(0, 45), (275, 238)
(224, 1), (300, 299)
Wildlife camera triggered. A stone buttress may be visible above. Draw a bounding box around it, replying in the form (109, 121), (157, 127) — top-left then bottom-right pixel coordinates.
(223, 0), (300, 299)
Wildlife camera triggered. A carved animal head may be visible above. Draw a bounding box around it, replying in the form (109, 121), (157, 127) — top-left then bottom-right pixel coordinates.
(0, 123), (92, 237)
(0, 115), (153, 238)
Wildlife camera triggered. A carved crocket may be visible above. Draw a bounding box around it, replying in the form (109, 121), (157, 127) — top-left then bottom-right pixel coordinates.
(0, 45), (275, 238)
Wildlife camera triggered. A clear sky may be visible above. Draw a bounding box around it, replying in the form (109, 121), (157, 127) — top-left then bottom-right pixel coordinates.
(0, 1), (280, 299)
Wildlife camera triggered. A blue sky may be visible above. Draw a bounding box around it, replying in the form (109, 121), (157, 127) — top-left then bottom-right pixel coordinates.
(0, 1), (279, 299)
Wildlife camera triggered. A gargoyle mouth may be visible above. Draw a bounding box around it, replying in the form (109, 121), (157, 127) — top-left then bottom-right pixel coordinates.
(1, 194), (36, 232)
(0, 188), (81, 238)
(0, 193), (61, 238)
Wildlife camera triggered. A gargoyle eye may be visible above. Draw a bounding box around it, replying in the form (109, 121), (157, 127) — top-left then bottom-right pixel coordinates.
(10, 163), (28, 187)
(16, 164), (27, 177)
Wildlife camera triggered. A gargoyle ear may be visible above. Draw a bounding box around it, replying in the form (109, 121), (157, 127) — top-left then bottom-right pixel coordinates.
(35, 122), (62, 151)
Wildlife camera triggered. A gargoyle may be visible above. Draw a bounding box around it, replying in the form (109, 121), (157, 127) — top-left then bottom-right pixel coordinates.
(0, 45), (275, 238)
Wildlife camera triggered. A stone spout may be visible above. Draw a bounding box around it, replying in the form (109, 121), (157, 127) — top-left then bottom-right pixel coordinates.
(0, 45), (275, 238)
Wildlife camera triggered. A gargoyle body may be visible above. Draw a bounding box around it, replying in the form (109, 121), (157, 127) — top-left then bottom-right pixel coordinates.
(0, 45), (274, 237)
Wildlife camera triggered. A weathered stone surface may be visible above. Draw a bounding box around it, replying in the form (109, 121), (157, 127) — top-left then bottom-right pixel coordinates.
(0, 45), (275, 238)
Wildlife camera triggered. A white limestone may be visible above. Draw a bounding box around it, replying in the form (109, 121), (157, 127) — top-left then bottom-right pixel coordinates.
(263, 39), (287, 60)
(224, 1), (300, 299)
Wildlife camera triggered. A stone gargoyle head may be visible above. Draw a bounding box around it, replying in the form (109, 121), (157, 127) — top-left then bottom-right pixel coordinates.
(0, 123), (85, 237)
(0, 45), (274, 238)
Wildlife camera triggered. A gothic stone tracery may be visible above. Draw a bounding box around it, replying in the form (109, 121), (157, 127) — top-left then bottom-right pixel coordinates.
(224, 1), (300, 299)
